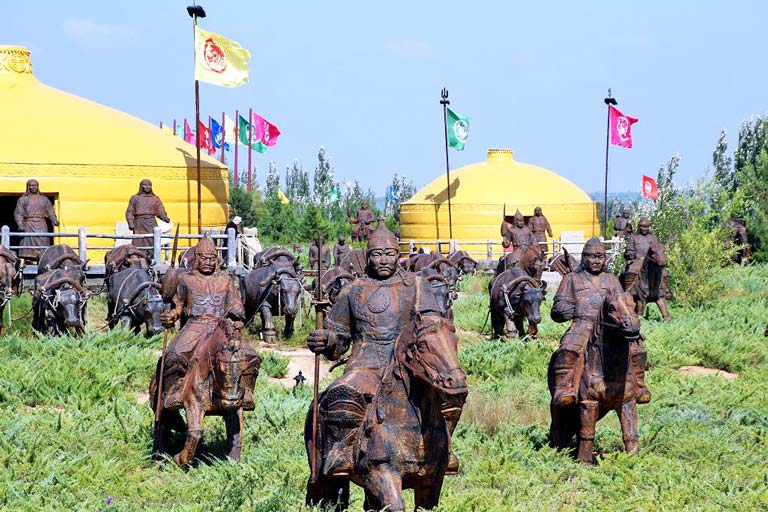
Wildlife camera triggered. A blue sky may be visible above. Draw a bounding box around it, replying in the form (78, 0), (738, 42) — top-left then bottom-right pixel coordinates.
(6, 1), (767, 196)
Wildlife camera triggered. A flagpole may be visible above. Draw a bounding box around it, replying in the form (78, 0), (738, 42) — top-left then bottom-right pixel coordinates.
(603, 89), (617, 240)
(220, 111), (225, 163)
(173, 118), (177, 136)
(440, 88), (453, 241)
(188, 4), (206, 235)
(234, 109), (239, 188)
(247, 107), (253, 193)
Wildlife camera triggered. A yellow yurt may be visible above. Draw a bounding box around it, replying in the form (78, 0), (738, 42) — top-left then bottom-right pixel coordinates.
(0, 45), (228, 253)
(400, 149), (599, 257)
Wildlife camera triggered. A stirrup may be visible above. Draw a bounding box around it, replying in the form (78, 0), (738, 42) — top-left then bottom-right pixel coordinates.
(636, 388), (652, 404)
(446, 450), (460, 475)
(552, 389), (577, 407)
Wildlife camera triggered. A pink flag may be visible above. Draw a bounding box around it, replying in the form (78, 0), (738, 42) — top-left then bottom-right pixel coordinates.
(641, 174), (659, 200)
(184, 119), (196, 145)
(251, 112), (281, 146)
(609, 105), (638, 148)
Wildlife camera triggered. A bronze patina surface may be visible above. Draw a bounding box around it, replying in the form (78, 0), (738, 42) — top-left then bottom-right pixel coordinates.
(125, 179), (170, 249)
(621, 217), (671, 320)
(14, 179), (59, 262)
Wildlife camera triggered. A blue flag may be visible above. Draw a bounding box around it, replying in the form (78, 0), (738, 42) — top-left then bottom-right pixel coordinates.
(211, 119), (223, 149)
(387, 185), (397, 202)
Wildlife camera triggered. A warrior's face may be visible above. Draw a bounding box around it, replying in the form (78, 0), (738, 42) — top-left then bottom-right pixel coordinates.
(638, 221), (650, 236)
(514, 216), (524, 228)
(27, 180), (39, 194)
(141, 181), (153, 194)
(582, 250), (606, 275)
(361, 200), (369, 210)
(534, 208), (542, 217)
(622, 211), (630, 219)
(368, 248), (398, 279)
(196, 252), (217, 275)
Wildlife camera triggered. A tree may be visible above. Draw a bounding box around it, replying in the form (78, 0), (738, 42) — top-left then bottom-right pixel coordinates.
(712, 130), (734, 192)
(228, 183), (259, 227)
(313, 147), (333, 205)
(285, 159), (310, 211)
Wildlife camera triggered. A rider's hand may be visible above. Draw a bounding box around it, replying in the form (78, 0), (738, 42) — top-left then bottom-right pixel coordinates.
(160, 311), (177, 328)
(307, 329), (329, 354)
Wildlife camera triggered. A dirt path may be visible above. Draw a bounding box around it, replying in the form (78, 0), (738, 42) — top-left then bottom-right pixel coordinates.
(264, 346), (332, 388)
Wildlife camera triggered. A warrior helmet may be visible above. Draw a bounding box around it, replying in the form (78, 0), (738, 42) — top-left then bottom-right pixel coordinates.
(195, 234), (219, 271)
(366, 219), (399, 253)
(582, 237), (606, 256)
(638, 217), (650, 228)
(514, 209), (524, 221)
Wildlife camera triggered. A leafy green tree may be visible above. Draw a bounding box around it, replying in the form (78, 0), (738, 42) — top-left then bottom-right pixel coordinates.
(228, 185), (259, 227)
(285, 160), (310, 212)
(313, 147), (333, 205)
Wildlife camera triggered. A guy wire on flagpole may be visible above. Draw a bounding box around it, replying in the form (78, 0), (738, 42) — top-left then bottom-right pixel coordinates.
(603, 88), (617, 240)
(440, 87), (453, 242)
(188, 3), (206, 234)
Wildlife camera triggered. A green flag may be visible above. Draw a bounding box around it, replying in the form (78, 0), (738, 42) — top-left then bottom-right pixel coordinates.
(446, 107), (469, 151)
(238, 114), (267, 153)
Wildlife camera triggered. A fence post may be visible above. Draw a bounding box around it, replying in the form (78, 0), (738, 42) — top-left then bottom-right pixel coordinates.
(153, 226), (162, 264)
(487, 240), (492, 261)
(227, 227), (236, 268)
(1, 225), (9, 247)
(77, 227), (87, 261)
(409, 240), (415, 254)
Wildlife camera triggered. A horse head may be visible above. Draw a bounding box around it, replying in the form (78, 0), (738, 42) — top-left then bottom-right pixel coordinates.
(398, 315), (467, 397)
(519, 279), (545, 325)
(143, 287), (165, 336)
(423, 273), (455, 319)
(602, 290), (641, 338)
(426, 258), (459, 290)
(325, 271), (355, 304)
(647, 241), (667, 268)
(42, 275), (86, 329)
(212, 321), (261, 409)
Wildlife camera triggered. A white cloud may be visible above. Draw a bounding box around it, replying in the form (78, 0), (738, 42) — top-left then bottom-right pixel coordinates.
(61, 19), (136, 48)
(387, 39), (432, 59)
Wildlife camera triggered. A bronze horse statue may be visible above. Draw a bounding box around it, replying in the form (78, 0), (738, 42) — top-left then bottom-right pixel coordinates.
(305, 314), (467, 511)
(240, 262), (304, 343)
(448, 250), (478, 277)
(495, 245), (547, 281)
(548, 290), (644, 464)
(489, 269), (546, 339)
(150, 319), (261, 466)
(621, 241), (670, 320)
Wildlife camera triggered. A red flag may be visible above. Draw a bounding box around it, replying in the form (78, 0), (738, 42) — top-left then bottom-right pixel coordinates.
(184, 119), (196, 145)
(642, 174), (659, 200)
(251, 112), (281, 146)
(198, 120), (212, 151)
(609, 105), (638, 148)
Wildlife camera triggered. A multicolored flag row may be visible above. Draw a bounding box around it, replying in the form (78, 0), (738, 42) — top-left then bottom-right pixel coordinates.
(161, 111), (281, 156)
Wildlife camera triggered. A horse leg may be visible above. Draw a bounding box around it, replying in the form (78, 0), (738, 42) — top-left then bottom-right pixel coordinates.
(656, 297), (671, 321)
(527, 320), (539, 339)
(617, 400), (639, 454)
(224, 408), (243, 461)
(260, 306), (277, 344)
(577, 400), (598, 464)
(364, 465), (405, 512)
(414, 475), (444, 510)
(490, 307), (504, 340)
(306, 477), (349, 512)
(283, 313), (295, 338)
(512, 314), (525, 339)
(174, 401), (204, 467)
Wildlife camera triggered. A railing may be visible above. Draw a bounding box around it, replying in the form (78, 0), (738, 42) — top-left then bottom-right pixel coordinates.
(0, 225), (240, 268)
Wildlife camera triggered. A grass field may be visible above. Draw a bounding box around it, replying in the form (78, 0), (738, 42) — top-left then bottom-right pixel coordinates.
(1, 265), (767, 511)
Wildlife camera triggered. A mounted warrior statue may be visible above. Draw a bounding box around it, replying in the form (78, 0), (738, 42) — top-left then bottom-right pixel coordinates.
(502, 209), (534, 255)
(14, 179), (59, 264)
(614, 209), (633, 239)
(126, 179), (170, 252)
(306, 223), (466, 511)
(622, 217), (671, 320)
(550, 237), (651, 409)
(152, 235), (260, 466)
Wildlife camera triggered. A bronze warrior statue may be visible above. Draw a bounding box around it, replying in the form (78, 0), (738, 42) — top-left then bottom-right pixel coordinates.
(622, 217), (671, 320)
(502, 209), (534, 251)
(14, 179), (59, 262)
(550, 237), (651, 408)
(126, 179), (170, 249)
(306, 223), (467, 511)
(529, 206), (553, 253)
(349, 199), (376, 242)
(613, 209), (633, 239)
(150, 235), (260, 466)
(333, 234), (350, 267)
(309, 235), (331, 274)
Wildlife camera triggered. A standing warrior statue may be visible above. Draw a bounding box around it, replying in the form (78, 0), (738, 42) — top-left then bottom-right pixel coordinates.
(624, 218), (670, 297)
(14, 179), (59, 263)
(333, 234), (350, 267)
(307, 223), (462, 478)
(550, 237), (651, 407)
(529, 206), (553, 254)
(349, 199), (376, 242)
(613, 209), (633, 239)
(126, 179), (170, 250)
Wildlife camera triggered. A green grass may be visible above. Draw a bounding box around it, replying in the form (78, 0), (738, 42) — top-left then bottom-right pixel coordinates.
(1, 267), (767, 510)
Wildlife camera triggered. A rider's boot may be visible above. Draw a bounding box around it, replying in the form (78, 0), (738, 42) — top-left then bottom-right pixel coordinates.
(322, 386), (366, 476)
(162, 353), (189, 409)
(623, 272), (637, 291)
(442, 405), (464, 474)
(631, 351), (652, 404)
(551, 349), (580, 407)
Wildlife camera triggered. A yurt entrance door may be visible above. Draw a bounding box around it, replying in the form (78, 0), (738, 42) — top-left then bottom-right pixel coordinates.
(0, 193), (58, 247)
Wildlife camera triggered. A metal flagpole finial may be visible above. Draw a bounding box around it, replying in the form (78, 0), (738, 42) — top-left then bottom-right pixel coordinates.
(187, 4), (206, 18)
(604, 88), (617, 106)
(440, 88), (450, 105)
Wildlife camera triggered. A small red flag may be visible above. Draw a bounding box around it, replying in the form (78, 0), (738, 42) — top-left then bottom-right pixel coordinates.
(642, 175), (659, 200)
(198, 120), (212, 150)
(251, 112), (281, 147)
(609, 105), (639, 148)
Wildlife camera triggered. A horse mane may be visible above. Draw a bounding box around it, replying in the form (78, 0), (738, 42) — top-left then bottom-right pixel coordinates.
(426, 257), (454, 270)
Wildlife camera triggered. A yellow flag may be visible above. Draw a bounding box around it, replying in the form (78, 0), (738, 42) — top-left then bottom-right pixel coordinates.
(278, 188), (290, 205)
(194, 26), (250, 87)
